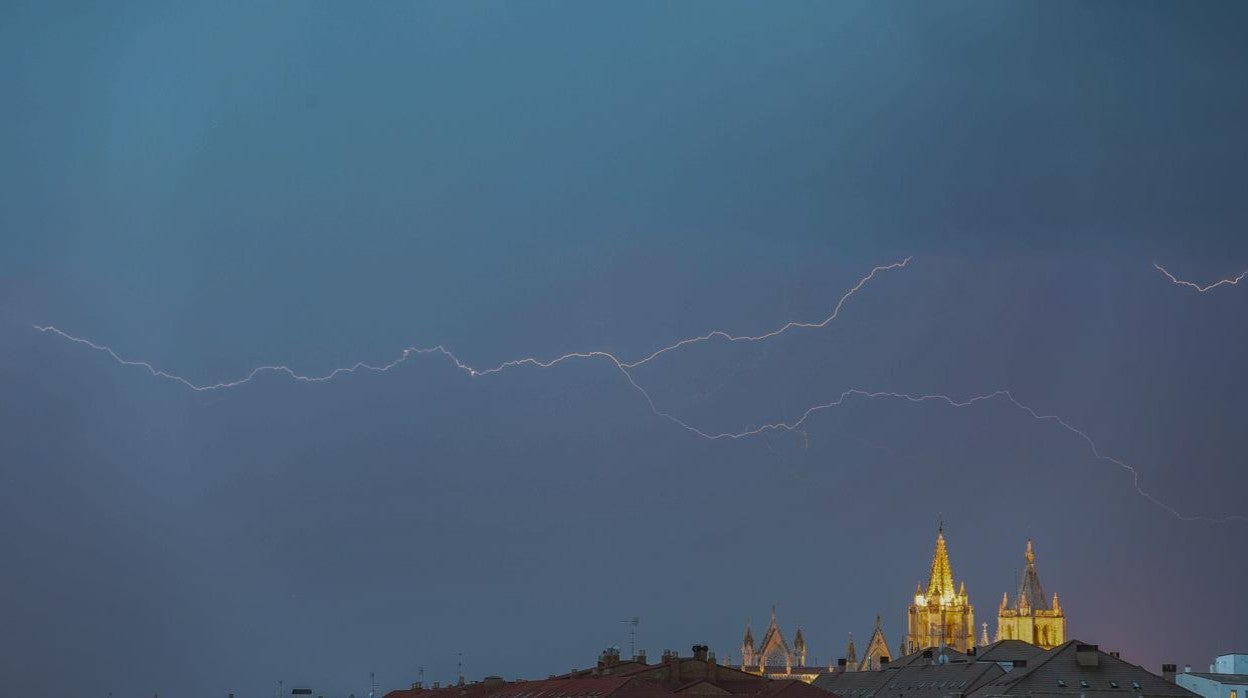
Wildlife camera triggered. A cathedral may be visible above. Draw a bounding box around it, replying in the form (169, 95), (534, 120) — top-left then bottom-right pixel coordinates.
(905, 524), (976, 654)
(996, 539), (1066, 648)
(739, 606), (822, 680)
(733, 526), (1068, 679)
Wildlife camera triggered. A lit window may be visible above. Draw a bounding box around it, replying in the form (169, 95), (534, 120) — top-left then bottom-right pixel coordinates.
(1230, 691), (1237, 698)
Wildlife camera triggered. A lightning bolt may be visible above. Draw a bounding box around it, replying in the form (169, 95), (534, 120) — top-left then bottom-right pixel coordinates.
(34, 257), (911, 388)
(663, 388), (1245, 524)
(32, 254), (1244, 523)
(1154, 262), (1248, 292)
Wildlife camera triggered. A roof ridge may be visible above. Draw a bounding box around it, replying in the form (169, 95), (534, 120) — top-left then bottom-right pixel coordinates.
(990, 639), (1079, 687)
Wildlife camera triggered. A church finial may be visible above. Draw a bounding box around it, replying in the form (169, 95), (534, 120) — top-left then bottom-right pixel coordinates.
(980, 622), (989, 646)
(1025, 538), (1035, 565)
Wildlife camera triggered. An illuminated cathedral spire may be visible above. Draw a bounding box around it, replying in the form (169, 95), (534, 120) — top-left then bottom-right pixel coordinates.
(907, 523), (975, 653)
(926, 525), (956, 602)
(995, 538), (1067, 649)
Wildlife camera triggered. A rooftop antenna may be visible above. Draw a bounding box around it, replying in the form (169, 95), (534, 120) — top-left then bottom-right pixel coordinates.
(621, 617), (640, 658)
(369, 672), (376, 698)
(457, 652), (464, 684)
(418, 667), (425, 687)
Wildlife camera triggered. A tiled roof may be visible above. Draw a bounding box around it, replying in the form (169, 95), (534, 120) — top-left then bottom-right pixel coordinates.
(970, 641), (1198, 698)
(880, 660), (1004, 698)
(812, 670), (895, 695)
(384, 677), (681, 698)
(973, 639), (1049, 665)
(889, 647), (971, 668)
(814, 660), (1002, 698)
(704, 680), (827, 697)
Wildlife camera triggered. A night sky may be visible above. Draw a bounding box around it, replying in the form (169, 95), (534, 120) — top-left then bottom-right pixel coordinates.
(3, 3), (1248, 697)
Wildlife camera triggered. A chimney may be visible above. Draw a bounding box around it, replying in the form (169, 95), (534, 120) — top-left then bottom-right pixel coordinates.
(433, 682), (441, 689)
(483, 676), (505, 691)
(669, 650), (681, 684)
(1162, 665), (1176, 682)
(693, 645), (709, 661)
(838, 658), (847, 673)
(600, 647), (621, 668)
(635, 650), (647, 665)
(967, 647), (977, 657)
(880, 657), (890, 668)
(411, 682), (424, 691)
(709, 652), (718, 682)
(1110, 652), (1120, 660)
(1185, 665), (1192, 674)
(1076, 645), (1099, 668)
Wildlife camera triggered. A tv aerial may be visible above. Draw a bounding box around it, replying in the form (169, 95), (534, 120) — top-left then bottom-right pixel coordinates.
(620, 617), (640, 658)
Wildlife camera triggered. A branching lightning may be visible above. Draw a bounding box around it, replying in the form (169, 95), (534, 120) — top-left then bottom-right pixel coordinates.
(1154, 262), (1248, 292)
(33, 255), (1244, 523)
(673, 388), (1246, 524)
(34, 257), (911, 389)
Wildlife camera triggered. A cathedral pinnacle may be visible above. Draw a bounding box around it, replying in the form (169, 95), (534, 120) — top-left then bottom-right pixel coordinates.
(926, 527), (956, 601)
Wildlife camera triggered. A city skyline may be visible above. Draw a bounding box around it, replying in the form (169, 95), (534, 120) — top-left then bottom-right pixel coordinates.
(3, 2), (1247, 697)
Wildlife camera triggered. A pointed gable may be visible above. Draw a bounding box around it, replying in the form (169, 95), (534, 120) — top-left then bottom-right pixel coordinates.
(757, 607), (794, 667)
(859, 616), (892, 671)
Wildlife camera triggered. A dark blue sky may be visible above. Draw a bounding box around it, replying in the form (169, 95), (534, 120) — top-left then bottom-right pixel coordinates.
(3, 3), (1247, 697)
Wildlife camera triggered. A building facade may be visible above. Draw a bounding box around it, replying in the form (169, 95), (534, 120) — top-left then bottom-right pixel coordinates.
(1177, 655), (1248, 698)
(996, 539), (1066, 649)
(740, 607), (823, 682)
(906, 525), (976, 654)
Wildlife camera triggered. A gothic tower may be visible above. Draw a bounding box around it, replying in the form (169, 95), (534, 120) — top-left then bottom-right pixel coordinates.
(996, 539), (1066, 649)
(906, 524), (976, 653)
(742, 621), (756, 667)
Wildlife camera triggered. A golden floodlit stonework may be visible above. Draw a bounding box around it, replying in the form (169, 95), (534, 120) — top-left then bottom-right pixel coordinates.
(996, 539), (1067, 649)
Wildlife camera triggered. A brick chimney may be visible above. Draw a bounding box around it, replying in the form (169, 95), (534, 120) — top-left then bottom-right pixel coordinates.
(667, 650), (681, 683)
(1162, 665), (1177, 683)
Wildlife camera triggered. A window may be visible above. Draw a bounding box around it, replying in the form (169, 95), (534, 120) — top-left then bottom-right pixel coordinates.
(1229, 691), (1236, 698)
